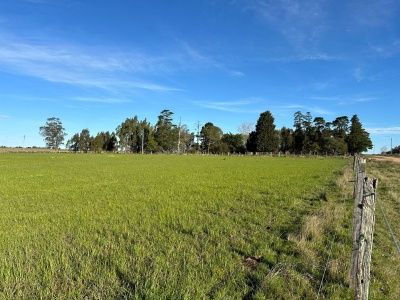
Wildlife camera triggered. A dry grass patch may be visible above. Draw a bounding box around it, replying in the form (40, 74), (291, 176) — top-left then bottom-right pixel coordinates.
(288, 161), (354, 299)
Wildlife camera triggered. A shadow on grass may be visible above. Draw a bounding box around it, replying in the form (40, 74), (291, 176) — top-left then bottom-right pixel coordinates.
(115, 267), (137, 298)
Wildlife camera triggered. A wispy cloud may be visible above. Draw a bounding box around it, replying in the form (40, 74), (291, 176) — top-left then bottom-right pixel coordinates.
(0, 115), (11, 119)
(73, 97), (132, 104)
(21, 0), (46, 3)
(311, 95), (376, 106)
(273, 104), (333, 116)
(348, 0), (398, 29)
(0, 34), (183, 92)
(180, 42), (223, 69)
(263, 53), (339, 63)
(230, 71), (245, 77)
(245, 0), (327, 52)
(367, 126), (400, 135)
(353, 67), (385, 83)
(308, 107), (334, 115)
(194, 98), (263, 113)
(272, 104), (304, 110)
(368, 41), (400, 58)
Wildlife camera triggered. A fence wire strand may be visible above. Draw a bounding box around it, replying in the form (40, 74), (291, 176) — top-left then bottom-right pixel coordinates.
(376, 194), (400, 255)
(316, 232), (336, 299)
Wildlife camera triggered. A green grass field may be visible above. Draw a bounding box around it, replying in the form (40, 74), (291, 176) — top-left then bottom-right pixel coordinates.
(0, 154), (394, 299)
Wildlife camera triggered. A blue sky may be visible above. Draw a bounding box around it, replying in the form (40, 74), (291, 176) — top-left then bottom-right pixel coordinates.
(1, 0), (399, 153)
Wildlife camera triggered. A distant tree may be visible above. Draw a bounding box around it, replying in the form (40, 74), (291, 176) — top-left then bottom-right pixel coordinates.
(332, 116), (349, 140)
(237, 122), (254, 146)
(138, 119), (157, 153)
(347, 114), (373, 155)
(330, 137), (348, 155)
(194, 121), (202, 152)
(389, 145), (400, 154)
(66, 133), (79, 152)
(246, 131), (257, 153)
(302, 112), (315, 153)
(200, 122), (223, 154)
(313, 117), (326, 152)
(292, 111), (305, 153)
(116, 117), (156, 153)
(279, 126), (293, 153)
(221, 133), (246, 154)
(178, 124), (194, 153)
(78, 129), (91, 152)
(101, 131), (117, 152)
(255, 110), (279, 152)
(210, 141), (230, 154)
(116, 116), (140, 152)
(39, 117), (67, 150)
(154, 110), (178, 152)
(91, 132), (104, 153)
(380, 146), (388, 155)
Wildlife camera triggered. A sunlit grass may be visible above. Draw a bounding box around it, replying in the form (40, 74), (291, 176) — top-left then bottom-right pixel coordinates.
(0, 154), (351, 298)
(367, 159), (400, 300)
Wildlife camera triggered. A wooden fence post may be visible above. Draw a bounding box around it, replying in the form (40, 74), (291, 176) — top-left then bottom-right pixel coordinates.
(350, 156), (377, 299)
(350, 157), (366, 290)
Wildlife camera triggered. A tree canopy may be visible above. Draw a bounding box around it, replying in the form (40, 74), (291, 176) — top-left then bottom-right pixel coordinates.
(347, 115), (373, 155)
(39, 117), (67, 150)
(255, 110), (279, 153)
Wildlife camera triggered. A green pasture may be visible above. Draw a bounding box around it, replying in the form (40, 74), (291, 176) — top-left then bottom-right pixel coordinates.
(0, 154), (351, 299)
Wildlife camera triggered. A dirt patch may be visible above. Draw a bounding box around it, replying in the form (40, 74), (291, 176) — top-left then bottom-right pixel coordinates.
(243, 256), (263, 271)
(369, 156), (400, 163)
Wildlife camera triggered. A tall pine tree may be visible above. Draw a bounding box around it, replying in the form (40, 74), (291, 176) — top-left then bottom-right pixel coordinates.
(255, 110), (279, 152)
(347, 114), (373, 155)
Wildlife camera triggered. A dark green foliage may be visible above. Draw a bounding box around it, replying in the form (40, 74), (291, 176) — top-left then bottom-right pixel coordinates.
(200, 122), (223, 153)
(221, 133), (246, 154)
(255, 110), (279, 153)
(115, 116), (140, 152)
(346, 115), (373, 155)
(246, 131), (257, 153)
(67, 130), (117, 153)
(385, 145), (400, 154)
(154, 110), (178, 152)
(116, 116), (156, 153)
(279, 126), (293, 153)
(287, 112), (371, 155)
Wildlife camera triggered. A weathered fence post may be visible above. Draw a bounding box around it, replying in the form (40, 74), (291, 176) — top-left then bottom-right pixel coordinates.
(350, 156), (377, 300)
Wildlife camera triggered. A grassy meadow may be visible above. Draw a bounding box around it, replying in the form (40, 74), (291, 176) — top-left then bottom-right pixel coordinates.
(0, 154), (361, 298)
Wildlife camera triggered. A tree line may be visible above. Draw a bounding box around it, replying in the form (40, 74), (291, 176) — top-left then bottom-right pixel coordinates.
(39, 109), (373, 155)
(247, 111), (373, 155)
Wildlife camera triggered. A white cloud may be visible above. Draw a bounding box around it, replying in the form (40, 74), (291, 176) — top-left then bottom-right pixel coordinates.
(367, 127), (400, 135)
(230, 71), (245, 77)
(311, 95), (376, 106)
(194, 98), (262, 113)
(0, 115), (11, 119)
(262, 53), (339, 63)
(0, 34), (182, 92)
(73, 97), (132, 104)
